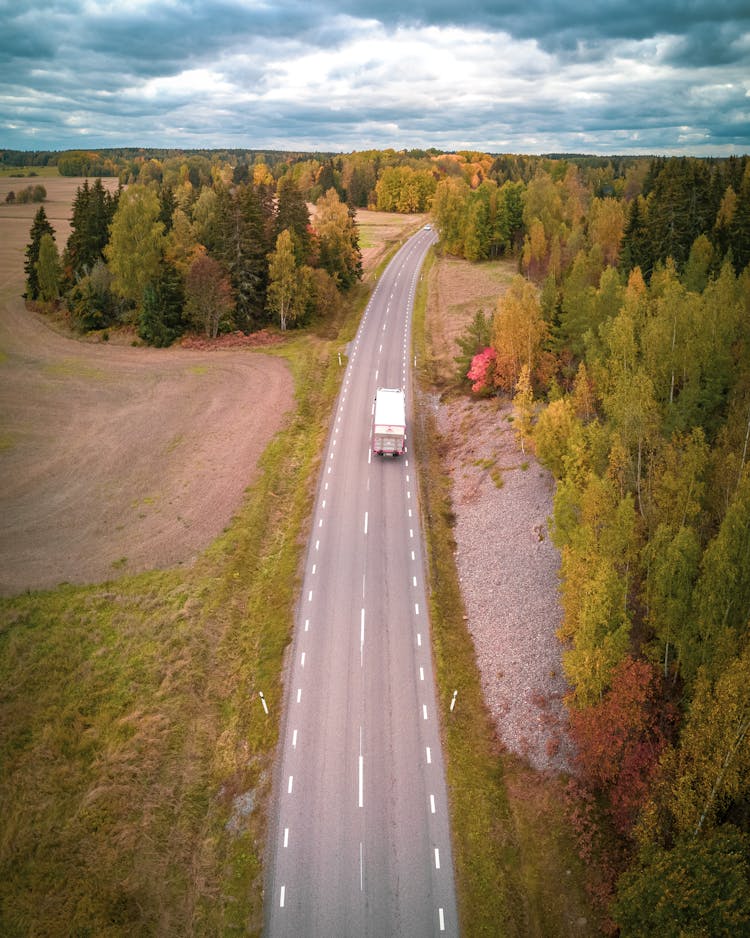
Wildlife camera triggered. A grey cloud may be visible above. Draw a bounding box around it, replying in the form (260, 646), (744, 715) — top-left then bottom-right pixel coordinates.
(0, 0), (748, 154)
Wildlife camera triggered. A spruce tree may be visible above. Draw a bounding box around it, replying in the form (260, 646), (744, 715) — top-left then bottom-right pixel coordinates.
(275, 175), (311, 263)
(138, 261), (185, 347)
(159, 185), (176, 233)
(24, 205), (55, 299)
(730, 164), (750, 272)
(210, 184), (269, 331)
(619, 196), (652, 279)
(64, 178), (117, 281)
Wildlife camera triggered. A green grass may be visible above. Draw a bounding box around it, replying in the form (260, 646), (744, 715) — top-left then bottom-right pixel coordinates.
(0, 166), (60, 178)
(0, 324), (348, 937)
(490, 467), (505, 489)
(357, 227), (376, 249)
(412, 248), (595, 936)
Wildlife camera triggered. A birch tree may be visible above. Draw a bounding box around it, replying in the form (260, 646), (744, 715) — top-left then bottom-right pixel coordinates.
(267, 229), (299, 331)
(105, 185), (165, 308)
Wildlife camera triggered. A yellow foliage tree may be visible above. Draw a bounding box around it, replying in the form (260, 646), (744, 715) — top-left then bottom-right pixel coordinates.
(491, 276), (548, 392)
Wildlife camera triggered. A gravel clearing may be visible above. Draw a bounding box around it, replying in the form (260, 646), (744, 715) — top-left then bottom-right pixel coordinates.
(435, 394), (576, 775)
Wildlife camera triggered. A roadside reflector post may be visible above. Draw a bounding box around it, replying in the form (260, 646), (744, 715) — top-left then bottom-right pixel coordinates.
(338, 352), (342, 367)
(450, 689), (458, 712)
(259, 691), (269, 715)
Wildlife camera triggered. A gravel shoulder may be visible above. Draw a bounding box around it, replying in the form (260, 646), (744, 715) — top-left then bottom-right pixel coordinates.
(426, 255), (574, 774)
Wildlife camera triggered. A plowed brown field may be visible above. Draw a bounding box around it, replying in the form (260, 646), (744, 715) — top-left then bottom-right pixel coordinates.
(0, 176), (293, 594)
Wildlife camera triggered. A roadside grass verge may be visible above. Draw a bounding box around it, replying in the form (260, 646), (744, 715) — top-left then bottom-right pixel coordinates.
(412, 249), (594, 936)
(0, 330), (345, 937)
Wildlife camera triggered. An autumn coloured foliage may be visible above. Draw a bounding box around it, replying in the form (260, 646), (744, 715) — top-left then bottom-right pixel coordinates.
(467, 347), (496, 394)
(569, 657), (675, 835)
(447, 152), (750, 931)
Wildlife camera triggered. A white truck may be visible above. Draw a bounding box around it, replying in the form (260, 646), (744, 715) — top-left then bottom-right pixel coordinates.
(372, 387), (406, 457)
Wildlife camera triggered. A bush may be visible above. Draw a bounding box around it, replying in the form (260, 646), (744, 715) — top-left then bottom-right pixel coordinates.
(14, 184), (46, 204)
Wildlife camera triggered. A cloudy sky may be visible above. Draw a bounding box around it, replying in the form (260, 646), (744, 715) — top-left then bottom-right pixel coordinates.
(1, 0), (748, 155)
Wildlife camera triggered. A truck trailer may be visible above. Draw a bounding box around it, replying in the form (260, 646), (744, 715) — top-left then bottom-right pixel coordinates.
(372, 387), (406, 456)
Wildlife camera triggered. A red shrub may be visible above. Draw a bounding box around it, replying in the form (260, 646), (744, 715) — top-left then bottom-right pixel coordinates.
(569, 656), (676, 834)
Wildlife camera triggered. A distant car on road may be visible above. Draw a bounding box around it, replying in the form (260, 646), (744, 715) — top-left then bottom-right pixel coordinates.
(423, 224), (431, 229)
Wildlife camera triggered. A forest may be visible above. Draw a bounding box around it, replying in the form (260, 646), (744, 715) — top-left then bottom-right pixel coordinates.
(21, 146), (750, 931)
(449, 153), (750, 934)
(24, 161), (363, 345)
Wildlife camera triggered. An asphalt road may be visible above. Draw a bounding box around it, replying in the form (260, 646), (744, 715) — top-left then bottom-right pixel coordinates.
(265, 227), (458, 936)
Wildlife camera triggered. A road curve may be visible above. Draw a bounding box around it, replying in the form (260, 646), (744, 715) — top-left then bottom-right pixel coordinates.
(265, 228), (458, 936)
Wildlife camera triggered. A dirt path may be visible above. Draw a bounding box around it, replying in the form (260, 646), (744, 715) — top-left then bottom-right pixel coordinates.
(0, 177), (294, 594)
